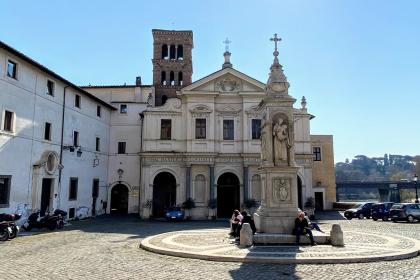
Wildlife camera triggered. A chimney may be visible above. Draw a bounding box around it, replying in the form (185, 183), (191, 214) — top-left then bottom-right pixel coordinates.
(136, 76), (142, 86)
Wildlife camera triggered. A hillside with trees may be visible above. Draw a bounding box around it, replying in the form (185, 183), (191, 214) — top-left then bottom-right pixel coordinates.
(335, 154), (419, 182)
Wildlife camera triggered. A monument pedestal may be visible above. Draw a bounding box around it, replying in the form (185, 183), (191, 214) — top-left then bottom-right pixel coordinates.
(253, 166), (300, 234)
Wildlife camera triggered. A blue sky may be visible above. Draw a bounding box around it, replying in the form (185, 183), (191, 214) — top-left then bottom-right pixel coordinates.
(2, 1), (419, 162)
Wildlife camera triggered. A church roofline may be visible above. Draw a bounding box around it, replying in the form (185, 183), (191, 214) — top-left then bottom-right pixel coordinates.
(0, 40), (117, 110)
(180, 67), (266, 92)
(80, 84), (152, 89)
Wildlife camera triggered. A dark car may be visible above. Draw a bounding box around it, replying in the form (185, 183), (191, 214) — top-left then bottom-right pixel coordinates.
(344, 202), (375, 220)
(390, 203), (420, 223)
(165, 207), (184, 221)
(371, 202), (394, 221)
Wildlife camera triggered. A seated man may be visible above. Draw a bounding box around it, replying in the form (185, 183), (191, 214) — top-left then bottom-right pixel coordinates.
(295, 211), (316, 246)
(305, 213), (324, 233)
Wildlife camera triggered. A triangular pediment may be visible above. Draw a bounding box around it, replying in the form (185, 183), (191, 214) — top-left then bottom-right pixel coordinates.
(179, 67), (266, 94)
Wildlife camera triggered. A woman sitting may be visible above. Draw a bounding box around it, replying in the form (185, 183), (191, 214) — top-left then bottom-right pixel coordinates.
(230, 210), (243, 237)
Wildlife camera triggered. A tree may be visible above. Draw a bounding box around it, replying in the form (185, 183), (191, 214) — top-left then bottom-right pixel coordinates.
(336, 154), (416, 182)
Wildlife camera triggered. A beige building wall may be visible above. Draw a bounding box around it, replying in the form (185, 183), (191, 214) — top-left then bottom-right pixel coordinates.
(311, 135), (336, 209)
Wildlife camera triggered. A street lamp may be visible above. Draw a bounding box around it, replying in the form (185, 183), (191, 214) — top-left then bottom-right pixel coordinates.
(414, 174), (419, 203)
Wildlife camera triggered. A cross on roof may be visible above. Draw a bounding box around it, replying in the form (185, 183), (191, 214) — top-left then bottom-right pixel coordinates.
(223, 37), (232, 52)
(270, 33), (281, 52)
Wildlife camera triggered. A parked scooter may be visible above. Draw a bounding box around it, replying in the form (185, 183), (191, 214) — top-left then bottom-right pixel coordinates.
(0, 213), (21, 239)
(22, 209), (66, 231)
(0, 222), (12, 241)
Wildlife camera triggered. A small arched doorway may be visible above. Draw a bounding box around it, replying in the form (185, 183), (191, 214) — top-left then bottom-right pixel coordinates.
(217, 172), (240, 218)
(153, 172), (177, 218)
(111, 184), (129, 214)
(297, 176), (303, 209)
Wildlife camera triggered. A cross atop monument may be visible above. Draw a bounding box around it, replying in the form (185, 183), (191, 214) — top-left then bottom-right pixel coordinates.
(223, 37), (232, 52)
(270, 33), (281, 52)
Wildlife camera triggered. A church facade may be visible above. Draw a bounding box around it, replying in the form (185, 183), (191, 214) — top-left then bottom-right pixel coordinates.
(84, 30), (336, 219)
(0, 29), (335, 220)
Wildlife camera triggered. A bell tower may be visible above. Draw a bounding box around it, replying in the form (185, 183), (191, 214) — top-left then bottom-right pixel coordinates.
(152, 29), (193, 106)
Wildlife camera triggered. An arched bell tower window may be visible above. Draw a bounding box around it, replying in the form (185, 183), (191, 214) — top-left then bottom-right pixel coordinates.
(161, 71), (166, 85)
(177, 45), (183, 60)
(169, 45), (176, 59)
(161, 44), (168, 59)
(178, 72), (183, 86)
(170, 71), (175, 85)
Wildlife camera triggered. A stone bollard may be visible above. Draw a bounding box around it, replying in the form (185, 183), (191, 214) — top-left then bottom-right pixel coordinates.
(330, 224), (344, 246)
(240, 223), (253, 247)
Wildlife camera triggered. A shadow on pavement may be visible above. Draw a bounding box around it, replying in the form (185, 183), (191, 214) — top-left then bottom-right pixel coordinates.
(315, 210), (346, 221)
(229, 263), (300, 280)
(60, 214), (230, 239)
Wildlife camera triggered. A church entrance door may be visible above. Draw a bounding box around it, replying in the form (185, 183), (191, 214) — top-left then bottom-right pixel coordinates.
(110, 184), (129, 214)
(217, 172), (240, 218)
(40, 178), (53, 217)
(153, 172), (176, 218)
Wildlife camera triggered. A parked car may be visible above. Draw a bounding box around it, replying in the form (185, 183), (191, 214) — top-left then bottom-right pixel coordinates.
(344, 202), (375, 220)
(390, 203), (420, 223)
(165, 207), (185, 221)
(371, 202), (394, 221)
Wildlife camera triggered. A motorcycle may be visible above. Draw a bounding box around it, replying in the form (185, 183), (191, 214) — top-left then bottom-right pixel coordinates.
(0, 222), (12, 241)
(0, 213), (21, 239)
(22, 209), (66, 231)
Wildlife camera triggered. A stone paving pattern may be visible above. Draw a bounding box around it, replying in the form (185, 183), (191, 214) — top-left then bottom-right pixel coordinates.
(141, 228), (420, 261)
(0, 212), (419, 280)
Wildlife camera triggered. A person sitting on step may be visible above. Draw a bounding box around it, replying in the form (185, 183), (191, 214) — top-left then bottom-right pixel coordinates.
(294, 211), (316, 246)
(235, 210), (257, 239)
(230, 210), (243, 238)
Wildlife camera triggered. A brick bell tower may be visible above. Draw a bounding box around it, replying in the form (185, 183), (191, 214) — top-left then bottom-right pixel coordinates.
(152, 29), (193, 106)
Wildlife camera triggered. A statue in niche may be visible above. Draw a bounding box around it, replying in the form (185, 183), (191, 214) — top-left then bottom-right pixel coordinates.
(273, 118), (291, 164)
(260, 119), (269, 162)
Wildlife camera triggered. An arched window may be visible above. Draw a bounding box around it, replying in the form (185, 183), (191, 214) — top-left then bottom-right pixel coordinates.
(161, 44), (168, 59)
(177, 45), (183, 60)
(170, 71), (175, 86)
(169, 45), (176, 59)
(162, 95), (168, 105)
(251, 174), (261, 202)
(161, 71), (166, 85)
(194, 174), (206, 203)
(178, 72), (183, 86)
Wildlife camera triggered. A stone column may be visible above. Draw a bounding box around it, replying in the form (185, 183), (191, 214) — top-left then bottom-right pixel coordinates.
(186, 165), (191, 199)
(209, 165), (215, 199)
(243, 166), (249, 201)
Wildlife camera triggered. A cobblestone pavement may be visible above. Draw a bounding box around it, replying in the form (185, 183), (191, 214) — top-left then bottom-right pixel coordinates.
(0, 212), (420, 280)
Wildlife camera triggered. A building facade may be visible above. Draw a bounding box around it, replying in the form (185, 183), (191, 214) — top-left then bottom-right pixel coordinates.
(0, 29), (336, 220)
(0, 42), (115, 220)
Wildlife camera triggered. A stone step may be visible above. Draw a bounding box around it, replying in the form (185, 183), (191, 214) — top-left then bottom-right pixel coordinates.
(253, 232), (330, 244)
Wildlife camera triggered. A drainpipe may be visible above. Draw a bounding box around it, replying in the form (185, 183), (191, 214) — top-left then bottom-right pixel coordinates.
(138, 112), (144, 217)
(58, 85), (70, 209)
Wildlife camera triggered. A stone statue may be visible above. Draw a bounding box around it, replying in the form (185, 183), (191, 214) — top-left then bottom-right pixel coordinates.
(273, 118), (290, 164)
(147, 93), (153, 107)
(260, 119), (270, 162)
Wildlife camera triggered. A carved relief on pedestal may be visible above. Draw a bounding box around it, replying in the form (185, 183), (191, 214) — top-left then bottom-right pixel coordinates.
(272, 177), (291, 204)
